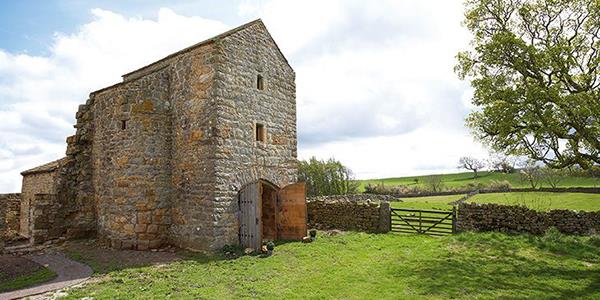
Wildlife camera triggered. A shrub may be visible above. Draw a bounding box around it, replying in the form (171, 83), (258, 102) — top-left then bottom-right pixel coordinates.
(540, 168), (565, 188)
(487, 180), (512, 191)
(423, 175), (444, 192)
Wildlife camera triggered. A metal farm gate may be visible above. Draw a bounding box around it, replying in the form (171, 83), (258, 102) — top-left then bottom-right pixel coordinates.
(390, 207), (456, 236)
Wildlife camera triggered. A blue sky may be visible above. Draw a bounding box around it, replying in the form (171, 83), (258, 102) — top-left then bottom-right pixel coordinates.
(0, 0), (247, 54)
(0, 0), (486, 192)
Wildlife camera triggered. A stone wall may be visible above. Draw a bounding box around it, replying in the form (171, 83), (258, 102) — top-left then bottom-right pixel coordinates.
(168, 43), (218, 251)
(88, 64), (174, 250)
(0, 193), (21, 240)
(374, 187), (600, 198)
(29, 194), (66, 244)
(211, 21), (298, 248)
(307, 195), (392, 233)
(21, 170), (57, 237)
(457, 203), (600, 235)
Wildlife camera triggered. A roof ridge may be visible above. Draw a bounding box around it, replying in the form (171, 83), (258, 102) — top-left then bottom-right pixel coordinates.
(21, 157), (67, 176)
(119, 18), (263, 80)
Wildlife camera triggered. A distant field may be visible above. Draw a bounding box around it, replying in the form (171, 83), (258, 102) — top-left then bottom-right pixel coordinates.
(390, 192), (600, 212)
(471, 192), (600, 212)
(359, 170), (600, 191)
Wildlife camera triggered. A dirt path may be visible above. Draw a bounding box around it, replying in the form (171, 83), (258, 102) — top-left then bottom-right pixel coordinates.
(0, 253), (92, 300)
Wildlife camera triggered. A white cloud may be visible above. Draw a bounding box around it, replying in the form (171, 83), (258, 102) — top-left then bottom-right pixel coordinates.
(240, 0), (486, 179)
(0, 1), (485, 191)
(0, 8), (229, 192)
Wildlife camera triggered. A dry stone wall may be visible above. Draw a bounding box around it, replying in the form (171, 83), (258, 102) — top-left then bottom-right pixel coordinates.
(307, 195), (392, 233)
(0, 193), (21, 240)
(457, 203), (600, 235)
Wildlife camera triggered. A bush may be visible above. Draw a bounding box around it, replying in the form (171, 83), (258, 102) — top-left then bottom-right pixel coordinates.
(299, 157), (359, 196)
(487, 180), (512, 191)
(423, 175), (443, 192)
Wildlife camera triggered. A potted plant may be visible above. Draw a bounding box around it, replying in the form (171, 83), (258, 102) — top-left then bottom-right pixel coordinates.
(266, 241), (275, 255)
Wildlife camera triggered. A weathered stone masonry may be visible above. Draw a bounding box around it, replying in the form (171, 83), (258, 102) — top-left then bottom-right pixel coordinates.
(307, 195), (393, 233)
(457, 203), (600, 235)
(0, 193), (21, 241)
(16, 19), (298, 251)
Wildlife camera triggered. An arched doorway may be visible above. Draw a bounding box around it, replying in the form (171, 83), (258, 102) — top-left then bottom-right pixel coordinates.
(238, 180), (307, 250)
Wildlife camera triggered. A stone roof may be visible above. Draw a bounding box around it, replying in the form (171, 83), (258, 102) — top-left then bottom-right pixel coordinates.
(21, 157), (67, 176)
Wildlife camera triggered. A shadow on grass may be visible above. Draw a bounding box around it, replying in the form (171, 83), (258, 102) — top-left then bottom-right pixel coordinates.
(397, 232), (600, 299)
(64, 238), (293, 275)
(63, 239), (227, 276)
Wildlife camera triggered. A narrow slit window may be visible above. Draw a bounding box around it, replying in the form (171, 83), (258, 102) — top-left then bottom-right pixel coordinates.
(257, 74), (264, 90)
(121, 120), (127, 130)
(255, 123), (266, 142)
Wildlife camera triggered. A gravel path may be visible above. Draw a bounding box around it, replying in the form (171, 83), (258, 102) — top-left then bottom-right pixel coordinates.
(0, 253), (92, 300)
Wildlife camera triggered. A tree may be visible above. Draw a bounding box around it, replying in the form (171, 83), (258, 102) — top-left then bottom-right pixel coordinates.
(519, 159), (542, 188)
(423, 175), (444, 192)
(488, 152), (519, 173)
(298, 157), (359, 196)
(458, 156), (486, 178)
(540, 167), (564, 188)
(456, 0), (600, 169)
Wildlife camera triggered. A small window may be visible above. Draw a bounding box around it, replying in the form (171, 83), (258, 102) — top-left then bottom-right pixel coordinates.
(121, 120), (127, 130)
(257, 74), (264, 90)
(255, 123), (266, 142)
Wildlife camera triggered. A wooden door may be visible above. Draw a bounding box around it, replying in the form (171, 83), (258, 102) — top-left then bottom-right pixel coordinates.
(277, 182), (307, 240)
(239, 182), (261, 250)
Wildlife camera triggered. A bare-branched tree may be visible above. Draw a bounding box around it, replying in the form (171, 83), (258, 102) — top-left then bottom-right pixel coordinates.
(459, 156), (486, 178)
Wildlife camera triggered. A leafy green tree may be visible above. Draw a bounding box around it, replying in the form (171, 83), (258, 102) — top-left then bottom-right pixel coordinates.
(456, 0), (600, 169)
(298, 157), (359, 196)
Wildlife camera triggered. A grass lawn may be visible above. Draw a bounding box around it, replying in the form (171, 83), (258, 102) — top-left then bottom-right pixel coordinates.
(62, 232), (600, 299)
(358, 171), (600, 192)
(390, 195), (459, 211)
(0, 267), (56, 293)
(390, 192), (600, 212)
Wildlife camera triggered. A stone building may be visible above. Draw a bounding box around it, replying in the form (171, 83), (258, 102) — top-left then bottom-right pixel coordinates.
(16, 19), (306, 251)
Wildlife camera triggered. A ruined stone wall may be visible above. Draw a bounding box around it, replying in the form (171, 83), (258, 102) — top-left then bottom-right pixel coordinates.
(0, 193), (21, 240)
(21, 171), (57, 237)
(457, 203), (600, 235)
(168, 43), (219, 251)
(89, 67), (173, 250)
(211, 21), (298, 249)
(29, 194), (65, 244)
(307, 195), (391, 233)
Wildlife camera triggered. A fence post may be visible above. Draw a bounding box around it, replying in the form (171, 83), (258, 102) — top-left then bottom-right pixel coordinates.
(418, 211), (422, 233)
(452, 206), (457, 234)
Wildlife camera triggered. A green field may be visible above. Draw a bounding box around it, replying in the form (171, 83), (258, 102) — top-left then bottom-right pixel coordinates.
(358, 171), (600, 191)
(62, 231), (600, 299)
(390, 192), (600, 212)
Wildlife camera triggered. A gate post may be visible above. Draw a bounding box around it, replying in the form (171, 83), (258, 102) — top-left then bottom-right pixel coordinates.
(452, 206), (457, 234)
(378, 201), (391, 233)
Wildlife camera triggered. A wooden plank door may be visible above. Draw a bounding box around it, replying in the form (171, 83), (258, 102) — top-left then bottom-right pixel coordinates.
(277, 182), (307, 240)
(239, 182), (261, 250)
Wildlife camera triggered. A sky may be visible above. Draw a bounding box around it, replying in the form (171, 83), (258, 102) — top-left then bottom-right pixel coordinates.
(0, 0), (489, 192)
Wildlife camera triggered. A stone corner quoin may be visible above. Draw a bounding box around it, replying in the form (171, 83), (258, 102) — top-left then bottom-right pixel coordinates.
(13, 19), (298, 252)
